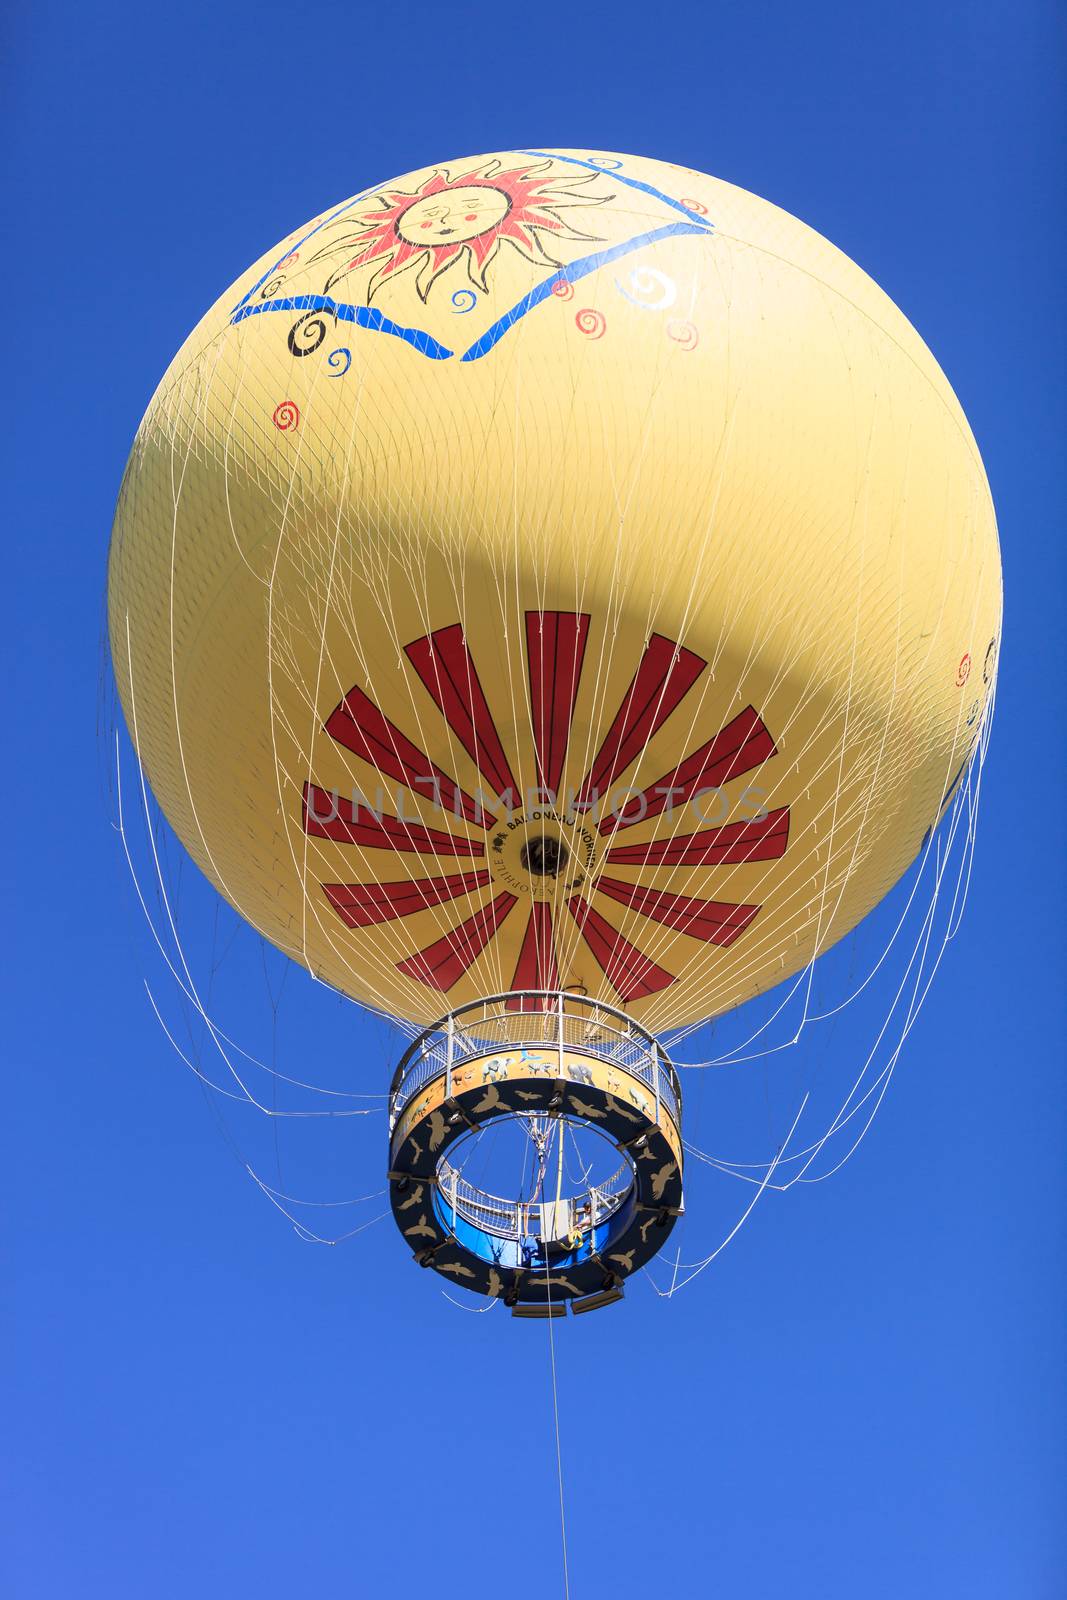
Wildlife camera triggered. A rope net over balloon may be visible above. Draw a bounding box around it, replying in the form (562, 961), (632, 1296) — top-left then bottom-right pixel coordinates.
(102, 148), (1001, 1297)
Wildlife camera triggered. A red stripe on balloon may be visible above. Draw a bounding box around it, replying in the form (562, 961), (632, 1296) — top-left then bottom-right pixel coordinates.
(396, 892), (518, 991)
(573, 634), (706, 806)
(405, 625), (518, 800)
(324, 683), (491, 826)
(604, 807), (789, 868)
(599, 706), (776, 833)
(322, 871), (491, 929)
(596, 876), (760, 948)
(506, 904), (559, 1009)
(566, 897), (675, 1001)
(302, 784), (484, 857)
(525, 612), (590, 795)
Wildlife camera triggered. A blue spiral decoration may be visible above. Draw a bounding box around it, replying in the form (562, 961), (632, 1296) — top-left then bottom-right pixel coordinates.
(326, 347), (352, 376)
(587, 156), (623, 170)
(450, 289), (477, 314)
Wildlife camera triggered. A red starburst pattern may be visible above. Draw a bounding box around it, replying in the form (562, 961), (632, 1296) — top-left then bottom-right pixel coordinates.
(303, 616), (789, 1004)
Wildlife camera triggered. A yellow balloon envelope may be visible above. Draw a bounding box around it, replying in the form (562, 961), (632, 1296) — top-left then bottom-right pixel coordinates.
(108, 149), (1001, 1032)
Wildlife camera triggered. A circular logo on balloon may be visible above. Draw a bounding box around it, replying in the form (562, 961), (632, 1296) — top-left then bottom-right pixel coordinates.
(488, 811), (599, 900)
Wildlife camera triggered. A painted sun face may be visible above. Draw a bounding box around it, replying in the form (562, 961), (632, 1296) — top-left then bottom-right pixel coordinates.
(308, 159), (607, 303)
(395, 185), (511, 247)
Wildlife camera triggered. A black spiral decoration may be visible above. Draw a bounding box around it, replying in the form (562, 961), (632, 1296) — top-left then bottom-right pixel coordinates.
(287, 310), (330, 358)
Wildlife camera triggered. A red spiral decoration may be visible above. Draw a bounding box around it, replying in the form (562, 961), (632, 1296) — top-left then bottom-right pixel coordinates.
(681, 197), (708, 215)
(278, 250), (300, 267)
(551, 278), (575, 300)
(666, 320), (699, 351)
(575, 308), (606, 339)
(956, 653), (972, 687)
(272, 400), (300, 432)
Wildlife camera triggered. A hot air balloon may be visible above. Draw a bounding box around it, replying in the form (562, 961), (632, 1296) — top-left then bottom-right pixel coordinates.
(108, 149), (1001, 1315)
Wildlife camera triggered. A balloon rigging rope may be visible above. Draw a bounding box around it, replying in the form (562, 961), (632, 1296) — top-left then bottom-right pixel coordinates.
(629, 390), (890, 1019)
(115, 694), (401, 1242)
(125, 620), (289, 1114)
(710, 759), (976, 1165)
(585, 372), (883, 1017)
(539, 1172), (571, 1600)
(245, 1166), (390, 1245)
(638, 667), (991, 1284)
(322, 472), (502, 997)
(246, 1176), (387, 1206)
(190, 322), (466, 1011)
(119, 691), (987, 1247)
(677, 737), (985, 1190)
(745, 663), (985, 1095)
(634, 365), (978, 1024)
(662, 562), (990, 1052)
(115, 732), (384, 1108)
(669, 485), (994, 1050)
(114, 564), (993, 1265)
(670, 741), (980, 1070)
(547, 1303), (571, 1600)
(129, 350), (428, 1022)
(109, 248), (999, 1267)
(645, 1091), (809, 1296)
(159, 348), (323, 989)
(139, 979), (388, 1241)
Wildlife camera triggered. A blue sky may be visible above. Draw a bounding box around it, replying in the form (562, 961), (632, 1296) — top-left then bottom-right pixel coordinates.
(4, 2), (1064, 1596)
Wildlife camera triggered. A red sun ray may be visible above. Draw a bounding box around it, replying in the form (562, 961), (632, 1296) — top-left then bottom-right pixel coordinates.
(596, 877), (760, 949)
(302, 785), (484, 858)
(566, 897), (675, 1002)
(396, 893), (518, 992)
(526, 611), (590, 797)
(405, 625), (518, 801)
(322, 871), (491, 930)
(573, 635), (706, 808)
(599, 706), (777, 834)
(506, 904), (559, 1010)
(324, 683), (491, 827)
(605, 808), (790, 869)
